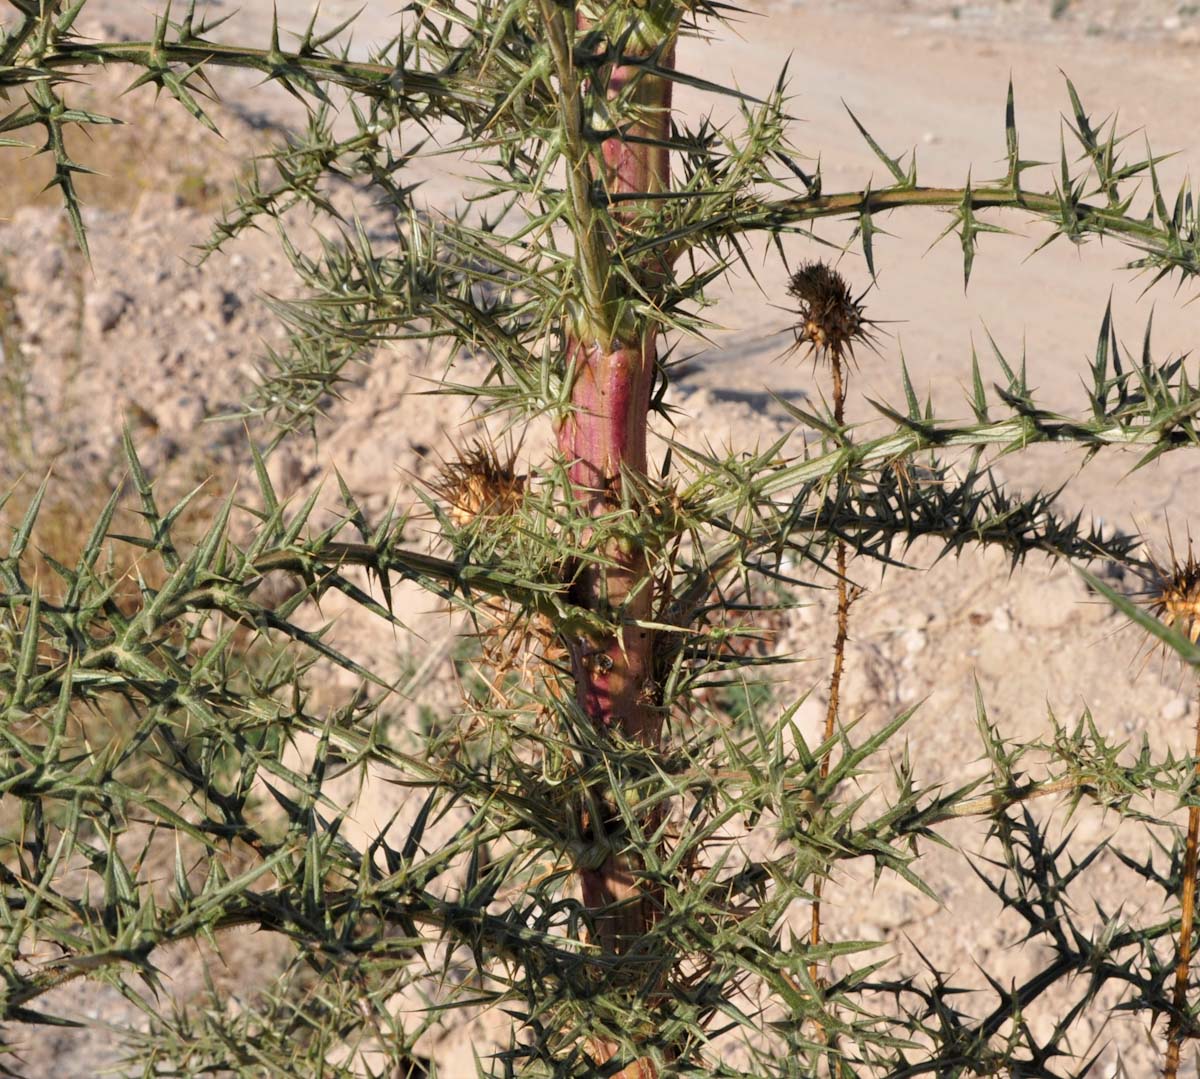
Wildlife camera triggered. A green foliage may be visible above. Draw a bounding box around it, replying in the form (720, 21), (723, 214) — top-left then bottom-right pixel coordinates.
(4, 0), (1200, 1075)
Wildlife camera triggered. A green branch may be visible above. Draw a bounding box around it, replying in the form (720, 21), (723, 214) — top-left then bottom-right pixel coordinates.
(28, 39), (477, 103)
(3, 879), (610, 1015)
(709, 404), (1200, 519)
(752, 184), (1162, 242)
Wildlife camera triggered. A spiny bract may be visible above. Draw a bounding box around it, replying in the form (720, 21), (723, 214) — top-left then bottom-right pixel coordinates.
(432, 442), (526, 529)
(786, 260), (870, 363)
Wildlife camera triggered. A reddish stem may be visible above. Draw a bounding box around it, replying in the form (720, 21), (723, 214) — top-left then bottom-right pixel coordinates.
(554, 19), (675, 1072)
(601, 48), (673, 201)
(559, 334), (659, 951)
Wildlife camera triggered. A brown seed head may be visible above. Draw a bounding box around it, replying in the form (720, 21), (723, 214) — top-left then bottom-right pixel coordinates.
(433, 442), (525, 528)
(787, 261), (868, 363)
(1144, 543), (1200, 645)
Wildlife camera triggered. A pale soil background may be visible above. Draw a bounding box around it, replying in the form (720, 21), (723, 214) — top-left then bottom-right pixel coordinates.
(3, 0), (1200, 1074)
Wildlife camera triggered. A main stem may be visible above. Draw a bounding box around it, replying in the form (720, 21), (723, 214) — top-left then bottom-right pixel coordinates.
(560, 332), (661, 951)
(1165, 681), (1200, 1078)
(548, 9), (675, 1073)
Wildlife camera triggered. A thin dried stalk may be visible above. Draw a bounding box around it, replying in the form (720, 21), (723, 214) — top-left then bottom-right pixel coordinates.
(1164, 682), (1200, 1078)
(809, 519), (851, 986)
(787, 266), (867, 990)
(809, 349), (859, 1012)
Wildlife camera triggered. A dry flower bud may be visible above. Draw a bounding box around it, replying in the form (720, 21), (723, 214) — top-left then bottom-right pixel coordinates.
(787, 261), (870, 363)
(433, 443), (525, 528)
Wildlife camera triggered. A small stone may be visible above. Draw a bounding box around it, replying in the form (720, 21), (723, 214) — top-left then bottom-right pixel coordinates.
(219, 289), (243, 323)
(1163, 695), (1190, 723)
(990, 607), (1012, 633)
(179, 289), (204, 315)
(33, 246), (64, 282)
(902, 627), (927, 655)
(90, 289), (132, 333)
(157, 393), (207, 431)
(1164, 14), (1183, 30)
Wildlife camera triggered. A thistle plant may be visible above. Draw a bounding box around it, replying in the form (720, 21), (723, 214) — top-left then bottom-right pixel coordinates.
(9, 1), (1200, 1076)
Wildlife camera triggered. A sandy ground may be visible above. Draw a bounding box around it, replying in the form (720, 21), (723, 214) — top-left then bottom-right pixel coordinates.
(4, 1), (1200, 1075)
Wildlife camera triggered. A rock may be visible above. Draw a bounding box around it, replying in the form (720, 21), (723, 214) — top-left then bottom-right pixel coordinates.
(178, 289), (204, 315)
(1163, 695), (1189, 723)
(902, 627), (927, 655)
(89, 289), (132, 333)
(219, 289), (243, 323)
(32, 245), (65, 282)
(167, 393), (207, 430)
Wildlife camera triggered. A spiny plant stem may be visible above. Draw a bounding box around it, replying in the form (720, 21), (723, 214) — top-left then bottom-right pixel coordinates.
(536, 0), (612, 342)
(810, 351), (854, 992)
(702, 771), (1101, 821)
(38, 40), (469, 104)
(550, 10), (675, 1074)
(829, 353), (846, 431)
(1165, 681), (1200, 1079)
(935, 775), (1094, 819)
(720, 183), (1168, 250)
(809, 542), (850, 979)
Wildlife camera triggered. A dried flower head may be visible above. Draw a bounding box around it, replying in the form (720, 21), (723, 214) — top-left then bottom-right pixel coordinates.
(787, 261), (870, 363)
(1144, 541), (1200, 645)
(432, 442), (526, 528)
